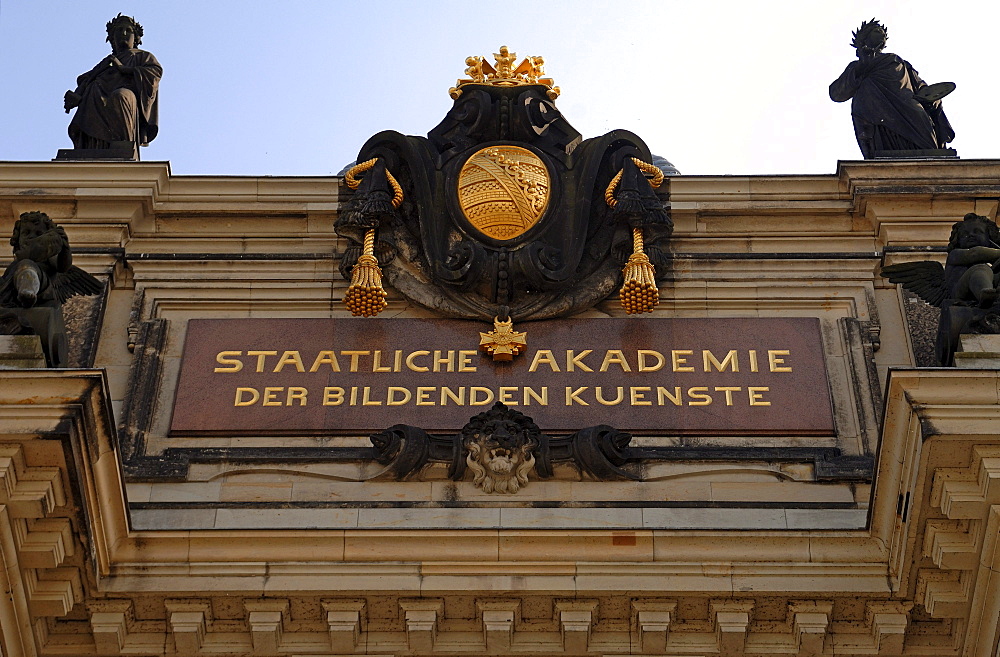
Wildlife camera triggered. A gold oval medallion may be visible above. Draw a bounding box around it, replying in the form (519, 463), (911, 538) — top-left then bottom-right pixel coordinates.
(457, 146), (550, 240)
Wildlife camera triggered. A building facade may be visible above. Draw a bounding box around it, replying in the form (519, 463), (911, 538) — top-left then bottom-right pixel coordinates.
(0, 158), (998, 656)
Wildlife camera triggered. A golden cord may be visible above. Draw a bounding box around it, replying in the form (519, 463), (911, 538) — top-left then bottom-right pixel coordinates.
(604, 157), (664, 208)
(344, 158), (404, 208)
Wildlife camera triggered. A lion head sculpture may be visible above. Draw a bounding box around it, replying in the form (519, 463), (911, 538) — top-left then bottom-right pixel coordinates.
(462, 402), (540, 494)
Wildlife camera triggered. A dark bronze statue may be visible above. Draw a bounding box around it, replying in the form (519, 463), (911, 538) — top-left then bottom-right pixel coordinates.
(882, 213), (1000, 366)
(0, 212), (103, 367)
(62, 14), (161, 157)
(830, 19), (955, 158)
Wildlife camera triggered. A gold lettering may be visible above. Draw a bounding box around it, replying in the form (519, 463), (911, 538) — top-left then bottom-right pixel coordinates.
(566, 350), (593, 372)
(687, 386), (712, 406)
(362, 386), (382, 405)
(600, 350), (631, 372)
(529, 349), (560, 372)
(499, 387), (518, 405)
(433, 350), (455, 372)
(322, 387), (344, 405)
(350, 386), (358, 405)
(703, 349), (739, 372)
(768, 350), (792, 372)
(247, 350), (277, 372)
(671, 350), (695, 372)
(458, 350), (477, 372)
(596, 386), (624, 405)
(341, 350), (370, 372)
(273, 350), (305, 373)
(637, 350), (665, 372)
(749, 350), (759, 372)
(469, 387), (494, 405)
(309, 351), (342, 372)
(286, 387), (308, 406)
(715, 386), (741, 406)
(262, 387), (283, 406)
(416, 386), (435, 405)
(565, 386), (589, 405)
(524, 387), (547, 405)
(630, 386), (652, 405)
(386, 387), (411, 405)
(749, 387), (771, 406)
(234, 387), (259, 406)
(406, 350), (430, 372)
(394, 349), (403, 372)
(214, 351), (244, 373)
(657, 386), (683, 406)
(372, 350), (392, 372)
(440, 386), (465, 405)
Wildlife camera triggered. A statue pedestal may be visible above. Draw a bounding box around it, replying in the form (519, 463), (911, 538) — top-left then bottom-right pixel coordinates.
(54, 141), (137, 161)
(954, 334), (1000, 368)
(0, 335), (46, 369)
(872, 149), (958, 159)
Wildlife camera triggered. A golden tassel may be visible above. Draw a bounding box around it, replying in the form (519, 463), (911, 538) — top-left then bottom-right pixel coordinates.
(344, 228), (388, 317)
(604, 157), (663, 315)
(620, 227), (659, 314)
(341, 157), (403, 317)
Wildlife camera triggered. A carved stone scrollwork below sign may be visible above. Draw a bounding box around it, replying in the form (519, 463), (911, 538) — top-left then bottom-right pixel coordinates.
(369, 402), (638, 493)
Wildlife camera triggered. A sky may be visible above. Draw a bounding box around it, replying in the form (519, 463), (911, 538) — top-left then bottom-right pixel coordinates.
(1, 0), (998, 177)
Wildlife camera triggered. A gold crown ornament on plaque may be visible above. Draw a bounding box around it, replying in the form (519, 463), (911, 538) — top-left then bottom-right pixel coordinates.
(449, 46), (560, 100)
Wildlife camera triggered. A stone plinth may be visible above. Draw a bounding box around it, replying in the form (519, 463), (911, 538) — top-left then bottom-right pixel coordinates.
(55, 141), (137, 161)
(954, 334), (1000, 368)
(0, 335), (46, 369)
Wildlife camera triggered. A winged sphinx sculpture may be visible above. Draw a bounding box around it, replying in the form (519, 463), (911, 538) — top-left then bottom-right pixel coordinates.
(881, 213), (1000, 365)
(0, 212), (103, 367)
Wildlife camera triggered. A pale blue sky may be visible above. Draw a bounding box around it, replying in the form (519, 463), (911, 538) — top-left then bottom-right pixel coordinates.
(1, 0), (997, 176)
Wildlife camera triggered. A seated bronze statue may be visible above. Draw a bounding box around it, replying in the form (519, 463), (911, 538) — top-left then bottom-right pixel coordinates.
(63, 13), (161, 154)
(0, 212), (103, 367)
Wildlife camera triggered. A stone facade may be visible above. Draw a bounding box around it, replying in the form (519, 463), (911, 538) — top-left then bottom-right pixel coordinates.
(0, 159), (998, 655)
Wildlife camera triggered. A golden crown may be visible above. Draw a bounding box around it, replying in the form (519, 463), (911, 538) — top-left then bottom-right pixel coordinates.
(449, 46), (560, 100)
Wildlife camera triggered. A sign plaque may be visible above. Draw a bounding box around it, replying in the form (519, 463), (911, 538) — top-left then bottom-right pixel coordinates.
(170, 317), (835, 436)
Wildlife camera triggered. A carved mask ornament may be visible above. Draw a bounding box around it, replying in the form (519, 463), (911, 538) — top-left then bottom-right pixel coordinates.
(461, 403), (541, 494)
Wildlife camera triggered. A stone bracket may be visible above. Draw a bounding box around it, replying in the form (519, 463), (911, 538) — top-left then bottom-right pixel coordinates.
(866, 601), (910, 655)
(322, 598), (366, 653)
(0, 445), (66, 518)
(165, 599), (211, 654)
(13, 517), (74, 570)
(554, 599), (598, 653)
(711, 600), (753, 657)
(631, 599), (676, 654)
(477, 598), (521, 653)
(399, 598), (445, 653)
(788, 601), (832, 656)
(245, 599), (289, 655)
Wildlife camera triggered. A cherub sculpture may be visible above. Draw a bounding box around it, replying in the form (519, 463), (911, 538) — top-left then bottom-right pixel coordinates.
(0, 212), (103, 367)
(882, 213), (1000, 365)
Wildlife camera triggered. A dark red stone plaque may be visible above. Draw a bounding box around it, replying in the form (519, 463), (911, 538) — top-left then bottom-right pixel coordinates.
(170, 317), (835, 436)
